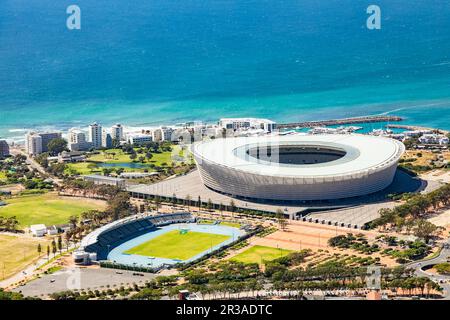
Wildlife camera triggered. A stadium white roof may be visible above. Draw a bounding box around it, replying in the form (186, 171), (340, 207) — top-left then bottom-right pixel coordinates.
(192, 134), (404, 178)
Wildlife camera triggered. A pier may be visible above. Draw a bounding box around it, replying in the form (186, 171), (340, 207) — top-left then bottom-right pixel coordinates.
(386, 124), (449, 134)
(278, 115), (403, 129)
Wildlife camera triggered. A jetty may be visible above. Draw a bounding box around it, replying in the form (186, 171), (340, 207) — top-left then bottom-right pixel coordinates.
(386, 124), (449, 134)
(278, 115), (403, 129)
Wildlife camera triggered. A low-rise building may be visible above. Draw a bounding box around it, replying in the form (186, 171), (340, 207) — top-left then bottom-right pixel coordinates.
(119, 172), (159, 179)
(30, 224), (47, 237)
(219, 118), (277, 133)
(83, 174), (126, 189)
(127, 134), (153, 145)
(418, 134), (449, 145)
(58, 151), (86, 163)
(47, 226), (58, 236)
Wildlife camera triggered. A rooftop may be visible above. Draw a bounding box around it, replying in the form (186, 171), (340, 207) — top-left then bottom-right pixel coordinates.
(192, 134), (404, 178)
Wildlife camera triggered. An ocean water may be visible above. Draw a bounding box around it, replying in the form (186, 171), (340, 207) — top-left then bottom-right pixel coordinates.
(0, 0), (449, 141)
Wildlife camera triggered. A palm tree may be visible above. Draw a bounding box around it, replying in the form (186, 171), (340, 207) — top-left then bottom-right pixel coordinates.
(185, 194), (191, 211)
(229, 200), (236, 218)
(68, 215), (78, 229)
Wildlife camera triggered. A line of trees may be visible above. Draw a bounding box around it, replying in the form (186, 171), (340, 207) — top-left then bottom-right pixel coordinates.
(368, 184), (450, 242)
(0, 216), (19, 232)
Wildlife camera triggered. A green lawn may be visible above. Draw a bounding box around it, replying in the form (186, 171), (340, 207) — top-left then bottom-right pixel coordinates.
(0, 234), (50, 280)
(0, 192), (107, 228)
(220, 221), (241, 228)
(66, 146), (185, 175)
(89, 147), (181, 167)
(231, 245), (293, 265)
(65, 162), (102, 175)
(124, 230), (231, 260)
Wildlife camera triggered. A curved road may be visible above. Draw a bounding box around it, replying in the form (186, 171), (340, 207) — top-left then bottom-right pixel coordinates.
(405, 239), (450, 299)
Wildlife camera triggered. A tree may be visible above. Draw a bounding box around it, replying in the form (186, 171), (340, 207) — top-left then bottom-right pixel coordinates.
(107, 192), (132, 221)
(219, 202), (224, 218)
(413, 220), (440, 243)
(172, 193), (177, 207)
(138, 156), (145, 163)
(102, 168), (113, 176)
(46, 245), (50, 260)
(185, 194), (191, 211)
(57, 235), (63, 253)
(207, 198), (213, 211)
(129, 153), (137, 161)
(276, 209), (288, 231)
(37, 243), (42, 256)
(229, 200), (236, 218)
(47, 138), (68, 156)
(51, 240), (57, 257)
(145, 152), (153, 161)
(68, 215), (78, 228)
(35, 153), (49, 168)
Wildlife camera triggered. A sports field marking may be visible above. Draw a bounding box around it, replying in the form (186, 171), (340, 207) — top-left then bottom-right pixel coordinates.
(124, 230), (231, 260)
(231, 245), (293, 265)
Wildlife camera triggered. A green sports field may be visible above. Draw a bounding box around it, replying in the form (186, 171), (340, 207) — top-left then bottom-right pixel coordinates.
(0, 192), (107, 228)
(231, 245), (293, 265)
(124, 230), (231, 260)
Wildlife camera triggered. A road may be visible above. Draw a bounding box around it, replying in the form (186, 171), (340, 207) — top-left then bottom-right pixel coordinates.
(405, 238), (450, 299)
(10, 147), (63, 186)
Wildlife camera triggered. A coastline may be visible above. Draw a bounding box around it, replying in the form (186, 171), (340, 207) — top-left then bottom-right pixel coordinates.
(1, 98), (450, 144)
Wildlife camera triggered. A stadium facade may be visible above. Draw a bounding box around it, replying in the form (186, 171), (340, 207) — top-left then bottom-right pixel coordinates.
(191, 134), (405, 201)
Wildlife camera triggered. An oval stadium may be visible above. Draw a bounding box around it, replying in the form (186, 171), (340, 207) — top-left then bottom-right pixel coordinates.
(191, 134), (405, 201)
(74, 213), (245, 268)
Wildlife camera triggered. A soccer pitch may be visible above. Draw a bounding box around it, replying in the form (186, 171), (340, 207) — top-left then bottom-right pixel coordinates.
(231, 245), (293, 265)
(124, 230), (231, 261)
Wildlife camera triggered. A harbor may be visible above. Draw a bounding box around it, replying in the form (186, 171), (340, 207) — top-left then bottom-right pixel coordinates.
(278, 115), (403, 129)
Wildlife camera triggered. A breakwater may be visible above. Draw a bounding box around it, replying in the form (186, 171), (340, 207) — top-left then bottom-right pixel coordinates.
(278, 115), (403, 129)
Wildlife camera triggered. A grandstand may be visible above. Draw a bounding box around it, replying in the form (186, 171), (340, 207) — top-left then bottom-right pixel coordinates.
(74, 212), (195, 264)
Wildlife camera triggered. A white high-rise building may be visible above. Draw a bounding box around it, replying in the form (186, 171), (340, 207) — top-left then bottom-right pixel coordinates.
(69, 129), (86, 145)
(111, 124), (124, 141)
(25, 132), (62, 155)
(88, 123), (103, 149)
(68, 128), (92, 151)
(25, 133), (43, 156)
(102, 131), (113, 148)
(152, 126), (174, 142)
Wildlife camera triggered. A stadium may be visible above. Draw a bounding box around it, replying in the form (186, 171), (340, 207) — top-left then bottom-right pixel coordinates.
(192, 134), (405, 201)
(74, 213), (245, 268)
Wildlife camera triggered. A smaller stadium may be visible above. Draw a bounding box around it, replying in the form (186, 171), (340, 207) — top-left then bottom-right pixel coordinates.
(74, 213), (245, 269)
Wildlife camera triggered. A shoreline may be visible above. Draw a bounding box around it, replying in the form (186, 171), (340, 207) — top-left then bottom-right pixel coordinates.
(1, 113), (448, 146)
(278, 115), (403, 129)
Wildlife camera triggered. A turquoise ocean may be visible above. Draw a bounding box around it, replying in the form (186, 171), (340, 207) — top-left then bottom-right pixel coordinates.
(0, 0), (449, 141)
